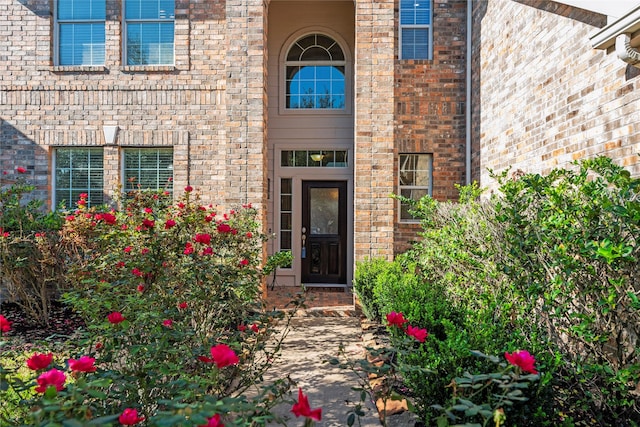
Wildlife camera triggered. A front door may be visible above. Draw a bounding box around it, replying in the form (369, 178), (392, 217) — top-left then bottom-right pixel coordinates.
(301, 180), (347, 284)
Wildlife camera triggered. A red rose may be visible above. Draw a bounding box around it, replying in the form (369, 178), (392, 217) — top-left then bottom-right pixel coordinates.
(0, 315), (11, 333)
(26, 353), (53, 370)
(194, 233), (212, 245)
(200, 344), (239, 368)
(291, 388), (322, 421)
(406, 325), (428, 343)
(164, 219), (176, 229)
(119, 408), (145, 425)
(386, 311), (408, 328)
(184, 185), (193, 192)
(505, 350), (538, 374)
(16, 166), (27, 174)
(35, 369), (66, 393)
(198, 414), (224, 427)
(68, 355), (96, 373)
(107, 312), (125, 324)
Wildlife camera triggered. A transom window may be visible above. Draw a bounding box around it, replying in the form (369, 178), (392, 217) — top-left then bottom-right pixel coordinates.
(54, 148), (104, 208)
(399, 154), (433, 221)
(281, 150), (348, 167)
(399, 0), (432, 60)
(285, 34), (346, 109)
(123, 148), (174, 195)
(55, 0), (106, 66)
(124, 0), (175, 65)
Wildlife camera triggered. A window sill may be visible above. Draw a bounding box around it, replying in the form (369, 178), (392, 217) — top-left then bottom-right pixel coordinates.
(51, 66), (107, 73)
(121, 65), (177, 73)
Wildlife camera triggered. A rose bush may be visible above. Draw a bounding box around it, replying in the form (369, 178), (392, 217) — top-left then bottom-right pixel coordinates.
(1, 187), (302, 425)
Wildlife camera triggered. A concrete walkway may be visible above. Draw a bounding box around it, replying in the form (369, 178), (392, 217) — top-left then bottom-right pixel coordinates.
(264, 316), (381, 427)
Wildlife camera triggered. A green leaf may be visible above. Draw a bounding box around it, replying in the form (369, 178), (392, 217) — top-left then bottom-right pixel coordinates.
(347, 413), (355, 427)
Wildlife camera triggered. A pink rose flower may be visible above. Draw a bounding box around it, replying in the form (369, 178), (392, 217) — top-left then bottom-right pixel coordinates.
(0, 315), (11, 333)
(386, 311), (408, 328)
(199, 414), (224, 427)
(26, 353), (53, 370)
(505, 350), (538, 374)
(291, 388), (322, 421)
(200, 344), (239, 368)
(406, 325), (428, 343)
(35, 369), (66, 393)
(68, 355), (97, 373)
(107, 312), (125, 324)
(119, 408), (145, 425)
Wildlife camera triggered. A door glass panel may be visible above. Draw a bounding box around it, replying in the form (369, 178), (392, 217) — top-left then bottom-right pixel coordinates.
(309, 188), (339, 234)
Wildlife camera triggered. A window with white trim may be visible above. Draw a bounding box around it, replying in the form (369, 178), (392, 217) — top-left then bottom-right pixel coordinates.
(55, 0), (106, 66)
(398, 154), (433, 221)
(54, 148), (104, 208)
(285, 34), (346, 109)
(399, 0), (432, 60)
(123, 148), (173, 195)
(280, 178), (293, 252)
(124, 0), (175, 65)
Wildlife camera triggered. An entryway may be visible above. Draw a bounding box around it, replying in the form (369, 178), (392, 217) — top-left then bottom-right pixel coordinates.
(301, 180), (347, 284)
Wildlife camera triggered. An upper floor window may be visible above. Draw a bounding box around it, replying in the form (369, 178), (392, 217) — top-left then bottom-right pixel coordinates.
(55, 0), (106, 66)
(399, 0), (432, 60)
(123, 148), (174, 196)
(54, 148), (104, 209)
(285, 34), (345, 110)
(124, 0), (175, 65)
(398, 154), (433, 221)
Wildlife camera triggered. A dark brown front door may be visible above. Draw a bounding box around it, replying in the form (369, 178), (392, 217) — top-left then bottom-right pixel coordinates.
(301, 180), (347, 284)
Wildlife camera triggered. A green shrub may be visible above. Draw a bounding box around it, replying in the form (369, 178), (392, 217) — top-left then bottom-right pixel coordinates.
(0, 169), (65, 326)
(352, 256), (391, 321)
(495, 156), (640, 423)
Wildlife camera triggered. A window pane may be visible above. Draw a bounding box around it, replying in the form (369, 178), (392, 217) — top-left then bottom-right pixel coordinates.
(123, 149), (173, 194)
(55, 148), (104, 209)
(402, 28), (429, 60)
(59, 23), (105, 66)
(285, 34), (346, 110)
(400, 0), (430, 25)
(58, 0), (106, 20)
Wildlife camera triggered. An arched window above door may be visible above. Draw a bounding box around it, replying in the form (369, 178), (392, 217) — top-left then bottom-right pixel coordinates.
(285, 33), (346, 110)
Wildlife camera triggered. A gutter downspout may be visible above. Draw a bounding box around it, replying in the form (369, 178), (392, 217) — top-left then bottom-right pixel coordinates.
(616, 33), (640, 67)
(465, 0), (472, 185)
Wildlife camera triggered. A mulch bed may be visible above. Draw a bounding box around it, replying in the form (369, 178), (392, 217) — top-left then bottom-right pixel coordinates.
(0, 301), (85, 345)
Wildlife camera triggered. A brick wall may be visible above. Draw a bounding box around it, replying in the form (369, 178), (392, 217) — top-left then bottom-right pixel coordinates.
(472, 0), (640, 190)
(393, 0), (468, 254)
(0, 0), (267, 213)
(354, 0), (396, 262)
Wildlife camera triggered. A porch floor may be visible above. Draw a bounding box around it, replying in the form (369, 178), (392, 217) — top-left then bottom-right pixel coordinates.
(262, 285), (358, 314)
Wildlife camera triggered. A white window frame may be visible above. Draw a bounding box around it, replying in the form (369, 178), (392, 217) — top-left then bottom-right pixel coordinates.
(54, 0), (106, 66)
(398, 153), (433, 222)
(123, 0), (176, 66)
(122, 147), (174, 196)
(53, 147), (105, 209)
(399, 0), (433, 60)
(279, 29), (352, 115)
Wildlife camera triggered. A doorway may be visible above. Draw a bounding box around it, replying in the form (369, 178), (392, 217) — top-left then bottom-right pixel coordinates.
(301, 180), (347, 284)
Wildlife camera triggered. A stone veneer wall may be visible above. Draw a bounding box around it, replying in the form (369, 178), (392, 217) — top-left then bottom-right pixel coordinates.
(393, 0), (468, 254)
(354, 0), (396, 261)
(0, 0), (266, 215)
(472, 0), (640, 190)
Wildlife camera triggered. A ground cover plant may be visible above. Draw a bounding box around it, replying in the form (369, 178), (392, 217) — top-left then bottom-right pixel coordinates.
(354, 157), (640, 426)
(0, 178), (306, 426)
